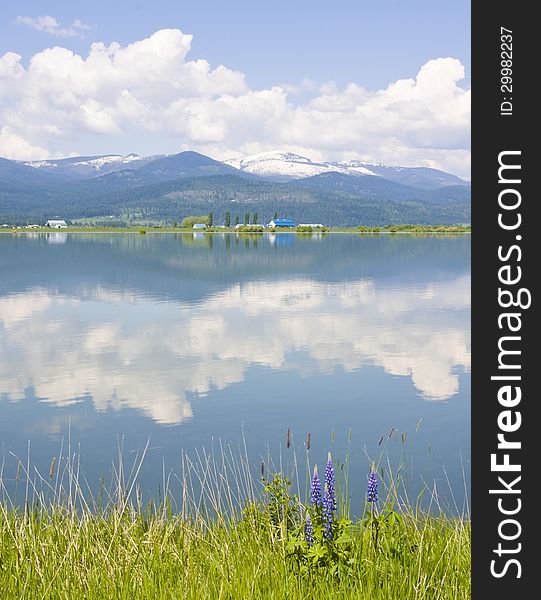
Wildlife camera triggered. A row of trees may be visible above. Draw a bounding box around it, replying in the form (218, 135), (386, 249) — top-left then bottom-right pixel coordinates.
(224, 211), (264, 226)
(180, 211), (281, 228)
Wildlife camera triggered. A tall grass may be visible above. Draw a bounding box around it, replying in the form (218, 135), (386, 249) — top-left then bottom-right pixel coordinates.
(0, 436), (470, 599)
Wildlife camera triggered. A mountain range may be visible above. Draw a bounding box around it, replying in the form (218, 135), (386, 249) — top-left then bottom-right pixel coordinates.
(0, 150), (470, 226)
(225, 151), (466, 189)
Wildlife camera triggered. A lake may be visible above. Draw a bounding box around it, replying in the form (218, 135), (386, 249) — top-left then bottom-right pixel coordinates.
(0, 232), (470, 512)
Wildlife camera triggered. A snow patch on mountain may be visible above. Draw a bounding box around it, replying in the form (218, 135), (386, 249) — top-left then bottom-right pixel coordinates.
(25, 160), (58, 169)
(72, 154), (142, 170)
(225, 151), (379, 180)
(24, 154), (142, 171)
(226, 151), (467, 188)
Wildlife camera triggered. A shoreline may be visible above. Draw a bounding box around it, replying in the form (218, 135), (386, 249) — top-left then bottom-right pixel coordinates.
(0, 226), (471, 235)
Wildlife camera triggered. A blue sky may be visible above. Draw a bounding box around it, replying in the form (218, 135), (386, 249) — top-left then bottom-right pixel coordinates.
(1, 0), (470, 90)
(0, 1), (471, 176)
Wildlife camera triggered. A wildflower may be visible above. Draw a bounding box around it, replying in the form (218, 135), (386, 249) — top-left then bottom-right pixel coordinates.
(322, 452), (335, 539)
(324, 452), (336, 512)
(367, 469), (378, 503)
(304, 514), (314, 545)
(310, 465), (322, 508)
(322, 494), (333, 539)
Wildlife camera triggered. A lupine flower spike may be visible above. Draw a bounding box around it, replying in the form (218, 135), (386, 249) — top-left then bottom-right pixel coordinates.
(304, 514), (315, 545)
(322, 452), (336, 539)
(324, 452), (336, 512)
(367, 467), (378, 503)
(311, 465), (322, 508)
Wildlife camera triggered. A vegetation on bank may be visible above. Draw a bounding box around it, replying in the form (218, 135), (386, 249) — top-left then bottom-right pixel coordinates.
(0, 504), (470, 599)
(358, 224), (471, 233)
(0, 440), (470, 599)
(1, 223), (471, 234)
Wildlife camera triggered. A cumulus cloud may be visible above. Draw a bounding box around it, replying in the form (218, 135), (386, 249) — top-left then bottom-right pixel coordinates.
(15, 15), (91, 38)
(0, 29), (470, 176)
(0, 126), (50, 160)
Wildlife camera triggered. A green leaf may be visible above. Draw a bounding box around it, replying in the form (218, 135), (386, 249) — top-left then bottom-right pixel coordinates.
(336, 533), (353, 545)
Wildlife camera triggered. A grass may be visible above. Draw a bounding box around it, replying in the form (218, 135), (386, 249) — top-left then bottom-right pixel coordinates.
(0, 440), (470, 599)
(1, 224), (471, 234)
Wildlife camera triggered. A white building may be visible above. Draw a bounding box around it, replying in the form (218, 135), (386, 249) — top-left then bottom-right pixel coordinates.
(298, 223), (325, 228)
(45, 220), (68, 229)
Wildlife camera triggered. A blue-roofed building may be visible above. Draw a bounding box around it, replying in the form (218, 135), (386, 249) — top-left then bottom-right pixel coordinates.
(192, 223), (207, 229)
(268, 219), (296, 228)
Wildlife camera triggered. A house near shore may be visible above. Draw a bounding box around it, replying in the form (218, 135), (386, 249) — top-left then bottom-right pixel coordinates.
(268, 219), (296, 228)
(45, 220), (68, 229)
(192, 223), (207, 229)
(299, 223), (325, 228)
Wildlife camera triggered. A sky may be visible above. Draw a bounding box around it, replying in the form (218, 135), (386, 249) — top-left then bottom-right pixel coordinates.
(0, 1), (471, 177)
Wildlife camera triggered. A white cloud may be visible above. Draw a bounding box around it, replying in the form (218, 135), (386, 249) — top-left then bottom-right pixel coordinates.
(0, 29), (470, 176)
(0, 126), (50, 160)
(15, 15), (92, 38)
(72, 19), (92, 31)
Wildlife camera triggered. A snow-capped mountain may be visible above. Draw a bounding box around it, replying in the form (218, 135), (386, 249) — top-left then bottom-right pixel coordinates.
(71, 153), (142, 170)
(18, 149), (468, 189)
(224, 151), (379, 181)
(226, 151), (467, 189)
(329, 160), (468, 189)
(21, 154), (159, 179)
(1, 150), (471, 226)
(24, 153), (141, 170)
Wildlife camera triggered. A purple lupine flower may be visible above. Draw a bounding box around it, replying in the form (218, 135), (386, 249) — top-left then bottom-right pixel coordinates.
(322, 493), (334, 539)
(324, 452), (336, 512)
(367, 469), (378, 503)
(322, 452), (335, 539)
(304, 514), (314, 545)
(311, 465), (322, 508)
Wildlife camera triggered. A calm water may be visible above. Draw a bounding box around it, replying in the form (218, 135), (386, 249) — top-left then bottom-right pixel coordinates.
(0, 232), (470, 511)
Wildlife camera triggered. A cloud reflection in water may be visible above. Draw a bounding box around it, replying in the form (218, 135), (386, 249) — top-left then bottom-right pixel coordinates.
(0, 275), (470, 424)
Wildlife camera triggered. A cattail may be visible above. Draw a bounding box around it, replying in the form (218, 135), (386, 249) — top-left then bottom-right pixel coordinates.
(310, 465), (322, 508)
(378, 434), (384, 446)
(304, 514), (315, 546)
(306, 432), (311, 450)
(286, 428), (291, 449)
(49, 456), (56, 480)
(367, 469), (378, 503)
(260, 462), (265, 479)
